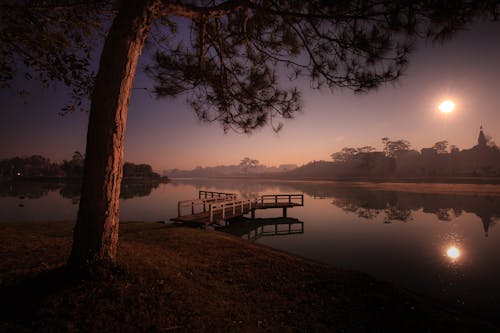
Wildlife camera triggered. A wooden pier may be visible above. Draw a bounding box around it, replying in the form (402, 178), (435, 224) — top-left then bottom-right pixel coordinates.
(171, 191), (304, 225)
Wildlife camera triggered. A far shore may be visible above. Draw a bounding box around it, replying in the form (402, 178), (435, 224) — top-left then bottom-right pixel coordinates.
(335, 181), (500, 195)
(170, 176), (500, 195)
(5, 175), (500, 196)
(1, 176), (170, 184)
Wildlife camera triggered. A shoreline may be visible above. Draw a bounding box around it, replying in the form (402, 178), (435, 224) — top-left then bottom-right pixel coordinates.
(5, 176), (500, 196)
(5, 174), (500, 185)
(170, 177), (500, 195)
(0, 221), (498, 332)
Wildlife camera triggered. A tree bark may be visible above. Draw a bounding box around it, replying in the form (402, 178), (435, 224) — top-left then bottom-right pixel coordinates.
(69, 0), (158, 266)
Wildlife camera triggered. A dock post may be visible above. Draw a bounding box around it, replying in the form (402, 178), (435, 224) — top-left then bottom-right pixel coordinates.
(251, 209), (255, 220)
(283, 207), (287, 218)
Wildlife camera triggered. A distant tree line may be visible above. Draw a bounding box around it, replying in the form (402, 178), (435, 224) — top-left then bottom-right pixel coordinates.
(167, 157), (298, 178)
(167, 132), (500, 180)
(0, 152), (167, 182)
(327, 185), (500, 235)
(331, 136), (497, 163)
(290, 131), (500, 179)
(0, 154), (62, 179)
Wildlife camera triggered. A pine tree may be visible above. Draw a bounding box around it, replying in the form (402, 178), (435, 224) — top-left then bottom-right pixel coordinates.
(2, 0), (498, 267)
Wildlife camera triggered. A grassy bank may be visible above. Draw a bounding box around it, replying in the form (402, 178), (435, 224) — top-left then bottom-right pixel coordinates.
(0, 221), (497, 332)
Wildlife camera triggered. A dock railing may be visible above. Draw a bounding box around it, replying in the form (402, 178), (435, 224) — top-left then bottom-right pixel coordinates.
(259, 194), (304, 207)
(174, 192), (305, 224)
(244, 221), (304, 240)
(209, 198), (254, 222)
(178, 197), (231, 217)
(199, 190), (237, 200)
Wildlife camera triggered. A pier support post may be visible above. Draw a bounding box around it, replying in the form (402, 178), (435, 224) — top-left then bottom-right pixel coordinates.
(283, 207), (287, 218)
(251, 209), (255, 220)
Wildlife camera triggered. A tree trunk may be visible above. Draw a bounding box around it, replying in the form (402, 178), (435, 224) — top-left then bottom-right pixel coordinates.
(69, 0), (157, 266)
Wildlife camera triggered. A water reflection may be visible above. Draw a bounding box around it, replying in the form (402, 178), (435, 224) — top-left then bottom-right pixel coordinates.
(325, 186), (500, 237)
(446, 246), (461, 261)
(1, 179), (500, 324)
(168, 178), (277, 199)
(59, 182), (161, 203)
(0, 181), (161, 204)
(222, 217), (304, 241)
(332, 197), (414, 223)
(0, 181), (60, 199)
(171, 179), (500, 237)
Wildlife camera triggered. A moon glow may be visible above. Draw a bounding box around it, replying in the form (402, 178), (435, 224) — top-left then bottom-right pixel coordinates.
(439, 100), (455, 113)
(446, 246), (461, 260)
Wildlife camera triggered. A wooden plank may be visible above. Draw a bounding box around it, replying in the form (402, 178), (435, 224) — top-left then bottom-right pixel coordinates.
(172, 193), (304, 225)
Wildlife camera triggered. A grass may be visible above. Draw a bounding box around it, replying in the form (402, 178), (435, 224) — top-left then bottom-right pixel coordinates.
(0, 221), (498, 332)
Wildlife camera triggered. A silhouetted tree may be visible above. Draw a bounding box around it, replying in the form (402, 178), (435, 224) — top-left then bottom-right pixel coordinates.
(0, 155), (58, 178)
(72, 151), (84, 163)
(357, 146), (377, 154)
(485, 134), (498, 149)
(450, 144), (460, 153)
(382, 138), (411, 157)
(381, 137), (390, 156)
(240, 157), (260, 173)
(61, 151), (85, 178)
(123, 162), (160, 178)
(384, 204), (412, 223)
(2, 1), (499, 266)
(432, 140), (448, 154)
(331, 146), (376, 162)
(331, 147), (358, 162)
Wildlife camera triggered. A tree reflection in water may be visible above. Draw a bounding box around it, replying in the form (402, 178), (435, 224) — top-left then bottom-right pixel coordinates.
(0, 181), (60, 199)
(331, 198), (381, 220)
(326, 186), (500, 236)
(171, 179), (500, 237)
(59, 182), (161, 203)
(384, 204), (412, 223)
(0, 181), (161, 204)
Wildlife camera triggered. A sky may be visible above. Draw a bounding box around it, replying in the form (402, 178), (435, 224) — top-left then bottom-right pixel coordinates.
(1, 20), (499, 172)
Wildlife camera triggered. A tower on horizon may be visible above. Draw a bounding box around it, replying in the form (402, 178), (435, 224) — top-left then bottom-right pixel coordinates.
(478, 125), (487, 147)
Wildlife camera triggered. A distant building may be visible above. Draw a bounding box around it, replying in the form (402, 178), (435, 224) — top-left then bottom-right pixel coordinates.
(421, 148), (437, 158)
(451, 125), (500, 176)
(278, 164), (298, 172)
(398, 126), (500, 177)
(477, 125), (487, 148)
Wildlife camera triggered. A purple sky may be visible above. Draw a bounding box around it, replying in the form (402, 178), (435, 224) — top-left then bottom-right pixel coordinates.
(1, 21), (499, 172)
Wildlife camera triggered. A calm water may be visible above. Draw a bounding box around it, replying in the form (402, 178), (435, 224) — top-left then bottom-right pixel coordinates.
(1, 179), (499, 321)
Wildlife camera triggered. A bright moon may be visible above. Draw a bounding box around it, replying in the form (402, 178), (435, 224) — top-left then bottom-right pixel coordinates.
(439, 100), (455, 113)
(446, 246), (461, 260)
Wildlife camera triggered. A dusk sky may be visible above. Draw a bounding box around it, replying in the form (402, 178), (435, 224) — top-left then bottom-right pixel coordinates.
(1, 20), (499, 172)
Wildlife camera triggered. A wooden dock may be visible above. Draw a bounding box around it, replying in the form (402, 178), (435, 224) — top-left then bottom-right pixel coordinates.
(171, 191), (304, 225)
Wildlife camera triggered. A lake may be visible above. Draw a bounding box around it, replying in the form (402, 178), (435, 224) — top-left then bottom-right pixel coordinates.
(1, 178), (499, 322)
